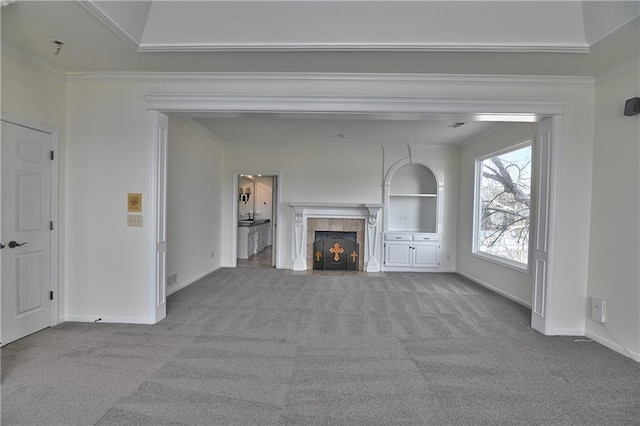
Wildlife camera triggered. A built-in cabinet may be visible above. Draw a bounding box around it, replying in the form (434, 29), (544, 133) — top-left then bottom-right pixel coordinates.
(237, 221), (271, 259)
(383, 233), (440, 270)
(383, 161), (442, 271)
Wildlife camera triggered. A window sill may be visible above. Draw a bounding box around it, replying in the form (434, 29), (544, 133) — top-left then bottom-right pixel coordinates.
(471, 251), (530, 274)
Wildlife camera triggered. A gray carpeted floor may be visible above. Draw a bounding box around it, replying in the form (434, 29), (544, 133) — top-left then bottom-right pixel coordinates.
(2, 268), (639, 425)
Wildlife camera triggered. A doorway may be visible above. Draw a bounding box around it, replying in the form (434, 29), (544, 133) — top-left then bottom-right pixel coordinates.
(235, 173), (279, 268)
(1, 119), (59, 345)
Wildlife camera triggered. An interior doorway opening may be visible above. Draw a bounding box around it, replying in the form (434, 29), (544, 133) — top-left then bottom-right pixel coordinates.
(234, 173), (279, 268)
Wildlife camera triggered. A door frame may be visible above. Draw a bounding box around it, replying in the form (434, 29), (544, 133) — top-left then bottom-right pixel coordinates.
(0, 116), (60, 332)
(145, 94), (564, 334)
(231, 171), (282, 268)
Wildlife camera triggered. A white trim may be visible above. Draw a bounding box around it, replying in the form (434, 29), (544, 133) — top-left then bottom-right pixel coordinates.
(67, 72), (595, 88)
(63, 315), (152, 324)
(144, 94), (568, 117)
(136, 42), (590, 54)
(0, 117), (61, 328)
(166, 266), (222, 297)
(551, 328), (586, 336)
(456, 270), (531, 309)
(76, 0), (141, 50)
(590, 16), (640, 52)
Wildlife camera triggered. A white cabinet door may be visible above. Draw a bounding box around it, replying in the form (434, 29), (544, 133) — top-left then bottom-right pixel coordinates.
(413, 242), (439, 268)
(384, 242), (413, 267)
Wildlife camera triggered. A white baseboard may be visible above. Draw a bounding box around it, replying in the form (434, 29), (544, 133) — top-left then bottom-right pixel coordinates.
(167, 265), (221, 296)
(63, 315), (152, 324)
(586, 329), (640, 362)
(456, 270), (532, 308)
(550, 328), (585, 336)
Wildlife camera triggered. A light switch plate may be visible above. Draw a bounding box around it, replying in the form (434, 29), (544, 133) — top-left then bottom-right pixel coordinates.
(127, 215), (143, 227)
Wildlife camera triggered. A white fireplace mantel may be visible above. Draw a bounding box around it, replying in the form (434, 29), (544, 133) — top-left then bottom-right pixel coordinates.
(289, 203), (383, 272)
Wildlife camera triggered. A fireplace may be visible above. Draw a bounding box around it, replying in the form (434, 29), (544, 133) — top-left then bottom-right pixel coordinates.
(313, 231), (359, 271)
(289, 203), (383, 272)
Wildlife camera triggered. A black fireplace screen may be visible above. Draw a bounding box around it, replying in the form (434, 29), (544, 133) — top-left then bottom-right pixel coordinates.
(313, 231), (359, 271)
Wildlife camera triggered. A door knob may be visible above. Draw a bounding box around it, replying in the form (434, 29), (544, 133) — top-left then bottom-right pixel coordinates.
(0, 243), (4, 249)
(8, 241), (27, 248)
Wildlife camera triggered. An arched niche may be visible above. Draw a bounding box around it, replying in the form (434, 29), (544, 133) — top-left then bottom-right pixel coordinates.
(385, 161), (440, 234)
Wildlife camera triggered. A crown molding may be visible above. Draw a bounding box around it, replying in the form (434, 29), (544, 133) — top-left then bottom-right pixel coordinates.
(66, 71), (595, 88)
(76, 0), (140, 50)
(136, 42), (590, 54)
(144, 94), (569, 117)
(590, 15), (640, 51)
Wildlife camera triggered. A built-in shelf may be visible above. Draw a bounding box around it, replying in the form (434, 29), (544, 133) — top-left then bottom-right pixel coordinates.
(384, 162), (441, 271)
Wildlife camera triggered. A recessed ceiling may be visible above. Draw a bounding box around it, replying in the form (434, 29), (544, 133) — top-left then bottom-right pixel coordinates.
(192, 115), (502, 146)
(2, 1), (637, 147)
(1, 1), (638, 76)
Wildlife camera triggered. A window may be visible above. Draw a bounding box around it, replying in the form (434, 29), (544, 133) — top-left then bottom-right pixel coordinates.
(473, 141), (532, 269)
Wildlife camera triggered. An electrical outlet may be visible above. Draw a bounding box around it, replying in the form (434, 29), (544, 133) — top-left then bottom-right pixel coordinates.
(127, 215), (143, 227)
(591, 298), (607, 323)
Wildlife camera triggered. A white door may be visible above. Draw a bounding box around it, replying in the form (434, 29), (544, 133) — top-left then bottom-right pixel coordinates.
(153, 112), (168, 322)
(271, 176), (278, 267)
(531, 117), (555, 334)
(1, 121), (53, 345)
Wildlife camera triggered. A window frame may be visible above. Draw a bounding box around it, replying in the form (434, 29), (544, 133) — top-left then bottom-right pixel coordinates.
(472, 139), (533, 273)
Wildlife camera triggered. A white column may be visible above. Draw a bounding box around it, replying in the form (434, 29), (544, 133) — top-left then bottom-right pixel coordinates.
(365, 205), (382, 272)
(291, 206), (307, 270)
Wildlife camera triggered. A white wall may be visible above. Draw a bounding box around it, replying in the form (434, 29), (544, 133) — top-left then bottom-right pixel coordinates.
(1, 51), (67, 325)
(586, 60), (640, 360)
(166, 117), (224, 296)
(65, 81), (155, 323)
(34, 72), (597, 335)
(223, 144), (384, 269)
(457, 123), (538, 307)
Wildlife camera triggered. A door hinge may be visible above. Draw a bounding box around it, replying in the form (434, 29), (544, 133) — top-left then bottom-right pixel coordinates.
(50, 221), (54, 231)
(51, 151), (54, 160)
(50, 291), (54, 300)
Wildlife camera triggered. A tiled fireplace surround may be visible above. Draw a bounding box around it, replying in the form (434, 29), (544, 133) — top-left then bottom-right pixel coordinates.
(307, 219), (365, 271)
(289, 203), (384, 272)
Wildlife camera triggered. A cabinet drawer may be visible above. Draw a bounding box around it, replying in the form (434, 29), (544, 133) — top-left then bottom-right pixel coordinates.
(385, 234), (412, 241)
(412, 234), (440, 242)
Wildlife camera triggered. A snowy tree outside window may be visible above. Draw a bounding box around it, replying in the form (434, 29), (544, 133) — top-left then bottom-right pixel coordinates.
(474, 142), (532, 269)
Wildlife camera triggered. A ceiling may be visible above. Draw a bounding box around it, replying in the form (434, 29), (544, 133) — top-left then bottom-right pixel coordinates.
(2, 1), (638, 146)
(192, 115), (501, 146)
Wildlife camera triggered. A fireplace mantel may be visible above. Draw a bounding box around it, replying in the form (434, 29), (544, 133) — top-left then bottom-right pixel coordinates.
(289, 203), (383, 272)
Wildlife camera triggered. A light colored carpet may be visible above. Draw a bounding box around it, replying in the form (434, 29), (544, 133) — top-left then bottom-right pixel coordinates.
(2, 268), (639, 425)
